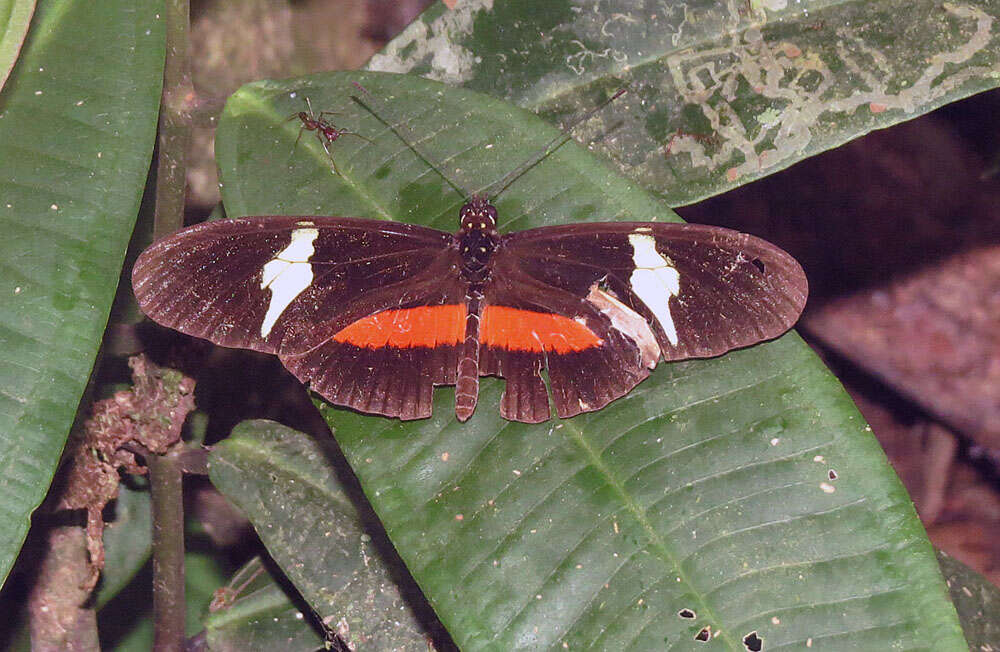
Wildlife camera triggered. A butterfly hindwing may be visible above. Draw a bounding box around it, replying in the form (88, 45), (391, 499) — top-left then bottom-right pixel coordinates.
(279, 292), (467, 420)
(480, 268), (652, 422)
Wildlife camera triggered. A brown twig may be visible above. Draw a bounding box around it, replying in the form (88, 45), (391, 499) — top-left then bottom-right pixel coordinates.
(150, 450), (187, 652)
(27, 526), (101, 651)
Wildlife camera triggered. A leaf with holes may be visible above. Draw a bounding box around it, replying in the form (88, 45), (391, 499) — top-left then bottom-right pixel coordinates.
(213, 72), (966, 650)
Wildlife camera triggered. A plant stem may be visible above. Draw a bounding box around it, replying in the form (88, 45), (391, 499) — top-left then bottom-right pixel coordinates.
(154, 0), (194, 241)
(148, 1), (194, 648)
(150, 450), (186, 652)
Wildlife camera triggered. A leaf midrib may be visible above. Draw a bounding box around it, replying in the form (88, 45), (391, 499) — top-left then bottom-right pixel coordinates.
(494, 416), (742, 650)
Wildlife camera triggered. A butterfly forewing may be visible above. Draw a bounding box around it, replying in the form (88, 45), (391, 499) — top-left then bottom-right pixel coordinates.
(133, 216), (474, 420)
(132, 216), (456, 354)
(498, 222), (807, 360)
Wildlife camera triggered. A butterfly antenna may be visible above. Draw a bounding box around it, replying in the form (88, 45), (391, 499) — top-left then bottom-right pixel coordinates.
(352, 81), (475, 199)
(476, 87), (628, 200)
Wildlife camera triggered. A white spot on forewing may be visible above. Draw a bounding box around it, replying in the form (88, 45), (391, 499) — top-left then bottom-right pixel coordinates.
(259, 228), (318, 338)
(628, 234), (681, 346)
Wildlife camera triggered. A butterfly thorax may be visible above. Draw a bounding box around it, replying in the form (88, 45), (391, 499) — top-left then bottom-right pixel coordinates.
(457, 196), (499, 282)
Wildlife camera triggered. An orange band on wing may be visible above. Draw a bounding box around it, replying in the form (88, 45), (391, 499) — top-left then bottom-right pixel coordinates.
(481, 306), (603, 354)
(333, 305), (465, 349)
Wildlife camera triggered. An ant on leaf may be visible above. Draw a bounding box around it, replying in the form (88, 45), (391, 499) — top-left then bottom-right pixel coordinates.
(288, 97), (371, 176)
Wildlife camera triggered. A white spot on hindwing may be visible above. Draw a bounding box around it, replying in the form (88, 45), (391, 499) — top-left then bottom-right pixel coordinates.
(627, 233), (681, 346)
(586, 284), (660, 368)
(259, 227), (319, 338)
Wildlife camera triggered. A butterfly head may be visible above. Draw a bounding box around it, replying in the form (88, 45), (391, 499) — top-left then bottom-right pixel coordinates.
(459, 196), (498, 235)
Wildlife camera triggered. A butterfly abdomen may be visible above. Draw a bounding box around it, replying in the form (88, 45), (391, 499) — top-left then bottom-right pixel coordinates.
(455, 285), (484, 421)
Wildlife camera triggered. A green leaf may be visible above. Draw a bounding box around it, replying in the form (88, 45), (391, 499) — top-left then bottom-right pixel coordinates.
(215, 72), (966, 650)
(96, 481), (152, 608)
(186, 551), (233, 637)
(0, 0), (34, 92)
(204, 557), (326, 652)
(367, 0), (1000, 205)
(0, 0), (164, 587)
(208, 420), (437, 650)
(937, 550), (1000, 649)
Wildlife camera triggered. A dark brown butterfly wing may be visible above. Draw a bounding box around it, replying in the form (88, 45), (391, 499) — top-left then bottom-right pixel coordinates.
(480, 222), (807, 420)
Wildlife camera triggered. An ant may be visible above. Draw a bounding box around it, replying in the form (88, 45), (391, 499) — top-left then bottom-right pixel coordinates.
(288, 97), (371, 176)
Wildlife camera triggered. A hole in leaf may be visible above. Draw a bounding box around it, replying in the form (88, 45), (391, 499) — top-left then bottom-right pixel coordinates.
(678, 608), (696, 619)
(743, 631), (763, 651)
(695, 627), (711, 642)
(828, 469), (838, 480)
(751, 258), (765, 273)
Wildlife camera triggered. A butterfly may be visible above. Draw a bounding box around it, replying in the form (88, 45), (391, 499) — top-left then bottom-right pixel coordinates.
(132, 85), (807, 423)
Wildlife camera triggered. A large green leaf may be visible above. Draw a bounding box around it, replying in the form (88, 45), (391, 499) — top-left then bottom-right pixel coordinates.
(214, 72), (966, 649)
(367, 0), (1000, 205)
(209, 420), (436, 650)
(0, 0), (164, 587)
